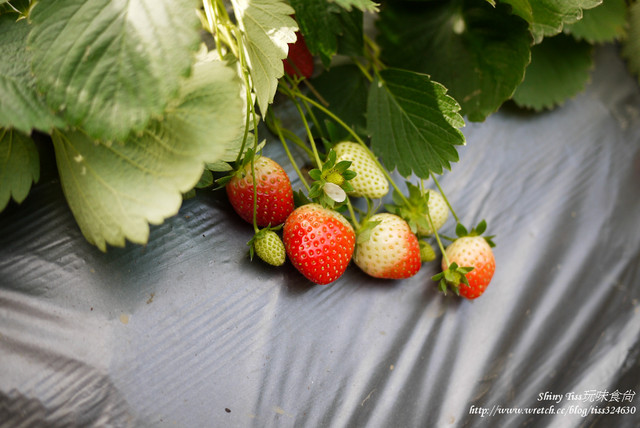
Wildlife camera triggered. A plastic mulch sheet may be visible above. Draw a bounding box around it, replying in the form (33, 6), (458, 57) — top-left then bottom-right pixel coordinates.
(1, 45), (640, 428)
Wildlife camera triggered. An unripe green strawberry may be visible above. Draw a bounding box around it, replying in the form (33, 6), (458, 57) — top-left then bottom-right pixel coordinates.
(419, 240), (436, 262)
(418, 189), (449, 235)
(253, 230), (286, 266)
(334, 142), (388, 199)
(442, 236), (495, 299)
(354, 213), (421, 279)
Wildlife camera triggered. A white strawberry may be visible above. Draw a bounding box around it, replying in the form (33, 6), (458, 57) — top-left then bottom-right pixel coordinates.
(418, 189), (449, 235)
(354, 213), (421, 279)
(334, 142), (389, 199)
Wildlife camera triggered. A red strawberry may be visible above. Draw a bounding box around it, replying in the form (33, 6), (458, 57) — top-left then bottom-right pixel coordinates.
(441, 236), (495, 299)
(283, 203), (355, 285)
(226, 156), (294, 227)
(354, 213), (421, 279)
(283, 32), (314, 79)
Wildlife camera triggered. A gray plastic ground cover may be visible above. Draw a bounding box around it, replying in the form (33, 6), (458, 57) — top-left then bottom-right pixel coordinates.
(1, 45), (640, 427)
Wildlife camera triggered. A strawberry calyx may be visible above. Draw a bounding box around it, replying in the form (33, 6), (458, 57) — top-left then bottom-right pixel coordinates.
(307, 149), (356, 208)
(419, 240), (436, 262)
(432, 262), (474, 296)
(214, 144), (265, 189)
(355, 216), (382, 245)
(453, 220), (496, 247)
(385, 182), (432, 236)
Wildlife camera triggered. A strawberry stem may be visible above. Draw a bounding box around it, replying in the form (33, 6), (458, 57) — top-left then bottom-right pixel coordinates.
(346, 198), (360, 230)
(292, 92), (410, 206)
(430, 172), (460, 224)
(267, 111), (311, 192)
(363, 34), (386, 72)
(231, 24), (260, 234)
(290, 95), (323, 168)
(201, 0), (221, 54)
(427, 207), (450, 268)
(353, 59), (373, 83)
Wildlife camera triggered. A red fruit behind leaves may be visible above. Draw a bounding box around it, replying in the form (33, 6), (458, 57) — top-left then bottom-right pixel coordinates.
(283, 32), (314, 79)
(442, 236), (495, 299)
(226, 157), (294, 227)
(283, 203), (355, 285)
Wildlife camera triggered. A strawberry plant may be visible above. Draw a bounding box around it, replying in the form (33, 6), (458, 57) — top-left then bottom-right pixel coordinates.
(0, 0), (638, 294)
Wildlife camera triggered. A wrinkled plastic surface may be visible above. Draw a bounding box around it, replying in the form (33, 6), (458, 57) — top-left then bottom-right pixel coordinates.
(1, 46), (640, 428)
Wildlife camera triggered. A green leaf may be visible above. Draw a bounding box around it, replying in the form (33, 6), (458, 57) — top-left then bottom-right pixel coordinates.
(528, 0), (603, 43)
(564, 0), (627, 43)
(512, 34), (593, 111)
(52, 60), (245, 251)
(622, 1), (640, 81)
(0, 15), (62, 133)
(500, 0), (534, 23)
(231, 0), (297, 116)
(367, 68), (465, 177)
(310, 65), (368, 141)
(335, 8), (364, 58)
(377, 0), (531, 122)
(456, 223), (468, 237)
(206, 161), (234, 172)
(289, 0), (364, 66)
(0, 128), (39, 211)
(308, 169), (322, 180)
(195, 169), (214, 189)
(27, 0), (201, 142)
(329, 0), (378, 12)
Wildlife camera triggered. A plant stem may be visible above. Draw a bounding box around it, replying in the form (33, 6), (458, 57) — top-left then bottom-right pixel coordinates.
(279, 128), (316, 160)
(427, 209), (450, 267)
(268, 112), (311, 192)
(353, 59), (373, 83)
(7, 1), (21, 14)
(294, 92), (409, 205)
(290, 96), (323, 168)
(345, 198), (360, 230)
(300, 97), (327, 141)
(202, 0), (221, 53)
(430, 172), (460, 224)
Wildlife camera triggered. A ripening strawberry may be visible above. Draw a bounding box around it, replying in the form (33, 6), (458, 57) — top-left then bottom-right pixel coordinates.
(417, 189), (449, 236)
(354, 213), (421, 279)
(283, 203), (355, 285)
(253, 230), (286, 266)
(334, 142), (389, 199)
(442, 236), (495, 299)
(226, 156), (294, 227)
(283, 32), (314, 79)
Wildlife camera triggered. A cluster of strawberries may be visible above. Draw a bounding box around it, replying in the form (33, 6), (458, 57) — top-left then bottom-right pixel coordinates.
(224, 142), (496, 299)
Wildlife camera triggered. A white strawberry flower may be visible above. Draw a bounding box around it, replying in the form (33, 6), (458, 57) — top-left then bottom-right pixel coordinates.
(323, 182), (347, 203)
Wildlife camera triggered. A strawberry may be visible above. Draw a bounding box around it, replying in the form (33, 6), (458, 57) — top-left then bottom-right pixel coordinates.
(226, 156), (294, 227)
(417, 189), (449, 236)
(283, 32), (314, 79)
(283, 203), (355, 285)
(441, 236), (495, 299)
(354, 213), (421, 279)
(250, 229), (286, 266)
(333, 142), (389, 199)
